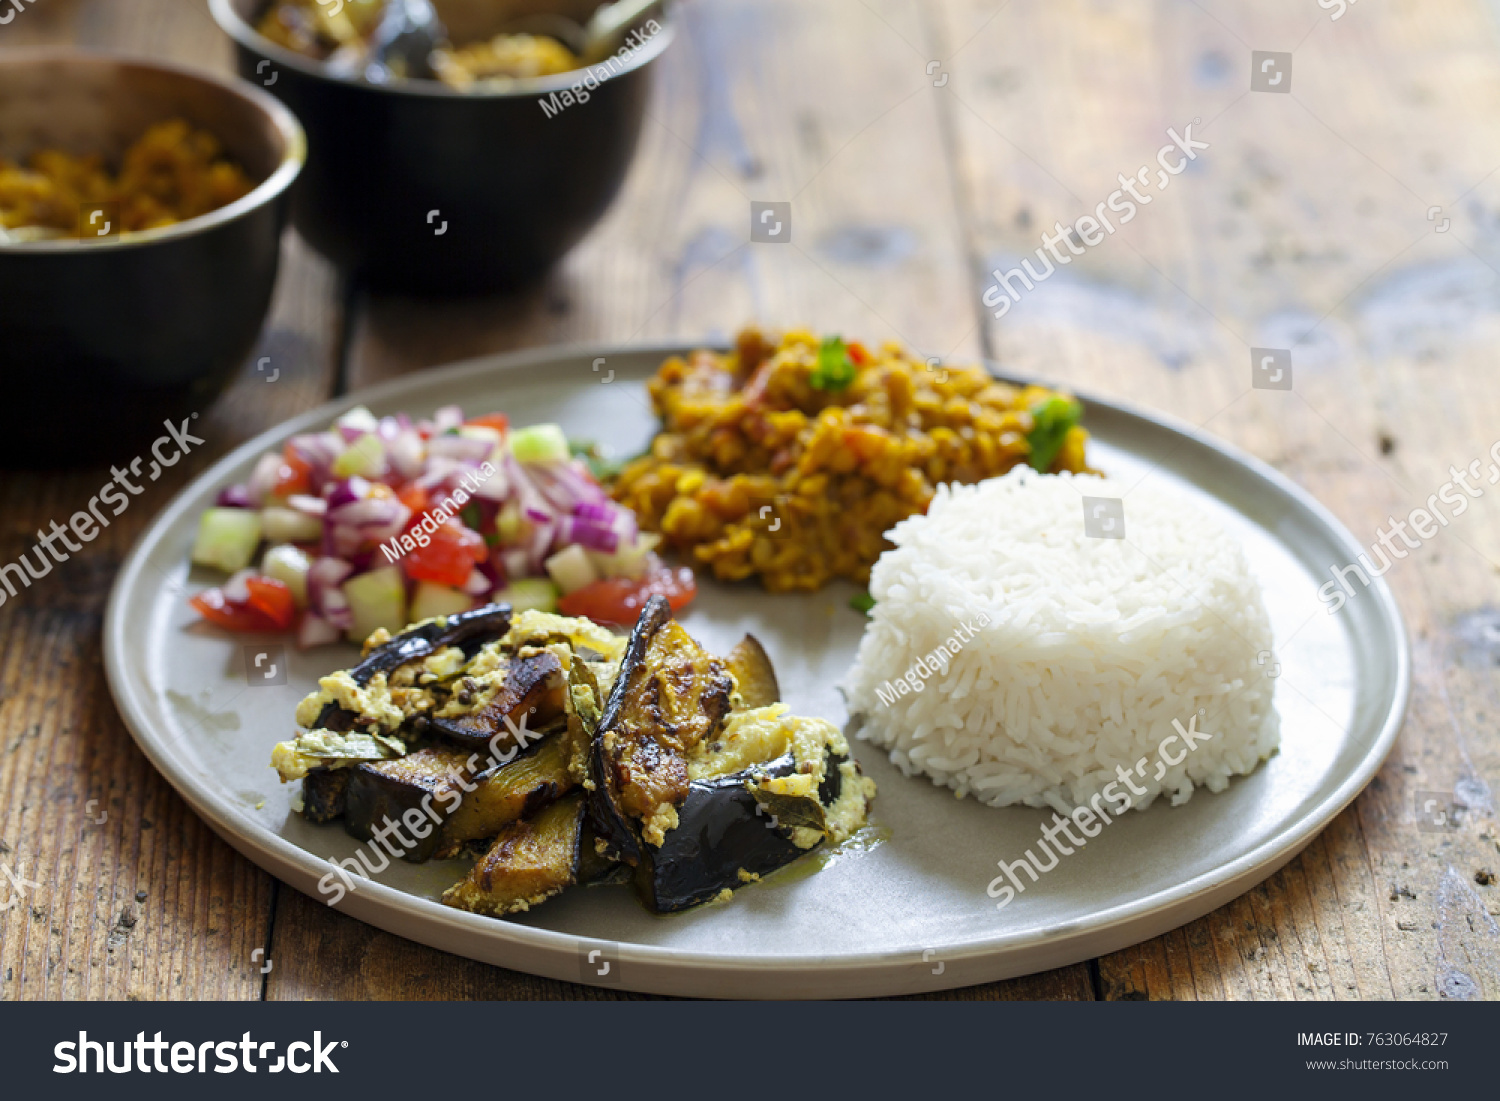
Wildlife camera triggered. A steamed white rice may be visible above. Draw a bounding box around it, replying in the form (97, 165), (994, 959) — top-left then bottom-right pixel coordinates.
(844, 468), (1279, 812)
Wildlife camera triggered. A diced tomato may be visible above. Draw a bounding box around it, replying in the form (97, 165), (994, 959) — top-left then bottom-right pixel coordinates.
(466, 412), (510, 434)
(402, 519), (488, 587)
(190, 580), (291, 633)
(396, 483), (430, 515)
(244, 576), (297, 630)
(846, 341), (870, 366)
(558, 566), (696, 624)
(273, 442), (313, 497)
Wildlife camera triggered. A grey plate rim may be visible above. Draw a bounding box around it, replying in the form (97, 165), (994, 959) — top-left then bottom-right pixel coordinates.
(104, 339), (1410, 998)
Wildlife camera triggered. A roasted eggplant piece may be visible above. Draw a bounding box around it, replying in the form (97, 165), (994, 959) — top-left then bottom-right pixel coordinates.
(633, 708), (872, 913)
(310, 602), (513, 732)
(301, 766), (351, 823)
(436, 729), (578, 855)
(442, 793), (586, 916)
(418, 651), (566, 752)
(348, 602), (512, 686)
(726, 634), (780, 709)
(342, 745), (476, 862)
(587, 595), (735, 863)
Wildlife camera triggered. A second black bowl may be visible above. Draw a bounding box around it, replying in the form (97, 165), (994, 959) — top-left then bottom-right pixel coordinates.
(210, 0), (672, 295)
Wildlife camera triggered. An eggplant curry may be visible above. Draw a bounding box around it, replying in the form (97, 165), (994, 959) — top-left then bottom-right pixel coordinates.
(272, 597), (876, 915)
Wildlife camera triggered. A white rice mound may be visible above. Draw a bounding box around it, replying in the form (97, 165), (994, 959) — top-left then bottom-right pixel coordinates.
(844, 467), (1279, 813)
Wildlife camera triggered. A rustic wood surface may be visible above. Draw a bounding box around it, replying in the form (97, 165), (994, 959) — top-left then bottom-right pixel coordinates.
(1, 0), (1497, 1001)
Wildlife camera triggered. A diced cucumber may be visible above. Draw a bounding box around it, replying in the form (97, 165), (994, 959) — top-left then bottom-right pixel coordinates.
(509, 423), (570, 464)
(332, 432), (386, 479)
(495, 500), (527, 544)
(410, 581), (474, 623)
(545, 544), (597, 594)
(587, 532), (659, 582)
(261, 506), (324, 545)
(493, 578), (559, 614)
(262, 544), (312, 607)
(190, 507), (263, 573)
(341, 566), (408, 644)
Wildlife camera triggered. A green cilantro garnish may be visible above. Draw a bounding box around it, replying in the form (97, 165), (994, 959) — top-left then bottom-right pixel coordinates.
(810, 336), (858, 392)
(1026, 396), (1083, 472)
(569, 438), (635, 482)
(850, 591), (876, 615)
(461, 503), (483, 531)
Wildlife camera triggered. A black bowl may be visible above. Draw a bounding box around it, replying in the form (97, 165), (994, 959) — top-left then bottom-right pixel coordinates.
(210, 0), (672, 295)
(0, 50), (304, 467)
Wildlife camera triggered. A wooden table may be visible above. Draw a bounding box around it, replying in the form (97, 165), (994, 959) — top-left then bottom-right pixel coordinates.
(3, 0), (1498, 1000)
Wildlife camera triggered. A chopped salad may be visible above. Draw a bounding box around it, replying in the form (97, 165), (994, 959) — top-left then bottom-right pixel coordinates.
(188, 405), (693, 646)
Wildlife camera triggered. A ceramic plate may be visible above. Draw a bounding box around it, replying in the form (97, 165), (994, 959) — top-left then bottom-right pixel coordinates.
(104, 343), (1408, 998)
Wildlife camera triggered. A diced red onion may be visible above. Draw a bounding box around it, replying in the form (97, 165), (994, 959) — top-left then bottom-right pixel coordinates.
(562, 518), (619, 553)
(428, 435), (492, 463)
(338, 424), (367, 443)
(289, 431), (345, 474)
(286, 494), (327, 518)
(216, 484), (254, 509)
(247, 452), (284, 505)
(573, 500), (613, 522)
(500, 548), (530, 580)
(432, 405), (463, 433)
(328, 497), (404, 527)
(387, 430), (425, 479)
(222, 569), (256, 604)
(471, 463), (509, 501)
(296, 613), (342, 649)
(307, 557), (354, 622)
(325, 477), (370, 511)
(462, 568), (492, 596)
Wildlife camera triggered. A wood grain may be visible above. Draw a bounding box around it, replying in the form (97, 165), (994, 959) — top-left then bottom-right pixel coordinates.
(3, 0), (1497, 1001)
(0, 0), (343, 1000)
(932, 0), (1500, 999)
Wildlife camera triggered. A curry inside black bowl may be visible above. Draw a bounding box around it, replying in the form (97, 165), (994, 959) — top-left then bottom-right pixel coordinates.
(211, 0), (671, 294)
(0, 51), (303, 467)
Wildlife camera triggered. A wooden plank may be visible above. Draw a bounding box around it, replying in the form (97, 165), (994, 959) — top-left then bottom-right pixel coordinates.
(0, 0), (345, 998)
(934, 0), (1500, 998)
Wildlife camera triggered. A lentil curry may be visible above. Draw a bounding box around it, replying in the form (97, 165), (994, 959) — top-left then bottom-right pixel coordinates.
(0, 120), (254, 239)
(609, 329), (1091, 592)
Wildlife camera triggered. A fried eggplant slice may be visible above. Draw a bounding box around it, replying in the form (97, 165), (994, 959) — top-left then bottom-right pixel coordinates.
(442, 793), (585, 916)
(726, 633), (780, 709)
(436, 731), (577, 855)
(301, 767), (351, 823)
(587, 595), (734, 864)
(342, 745), (476, 863)
(348, 602), (513, 687)
(419, 651), (565, 752)
(635, 706), (876, 913)
(310, 602), (513, 731)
